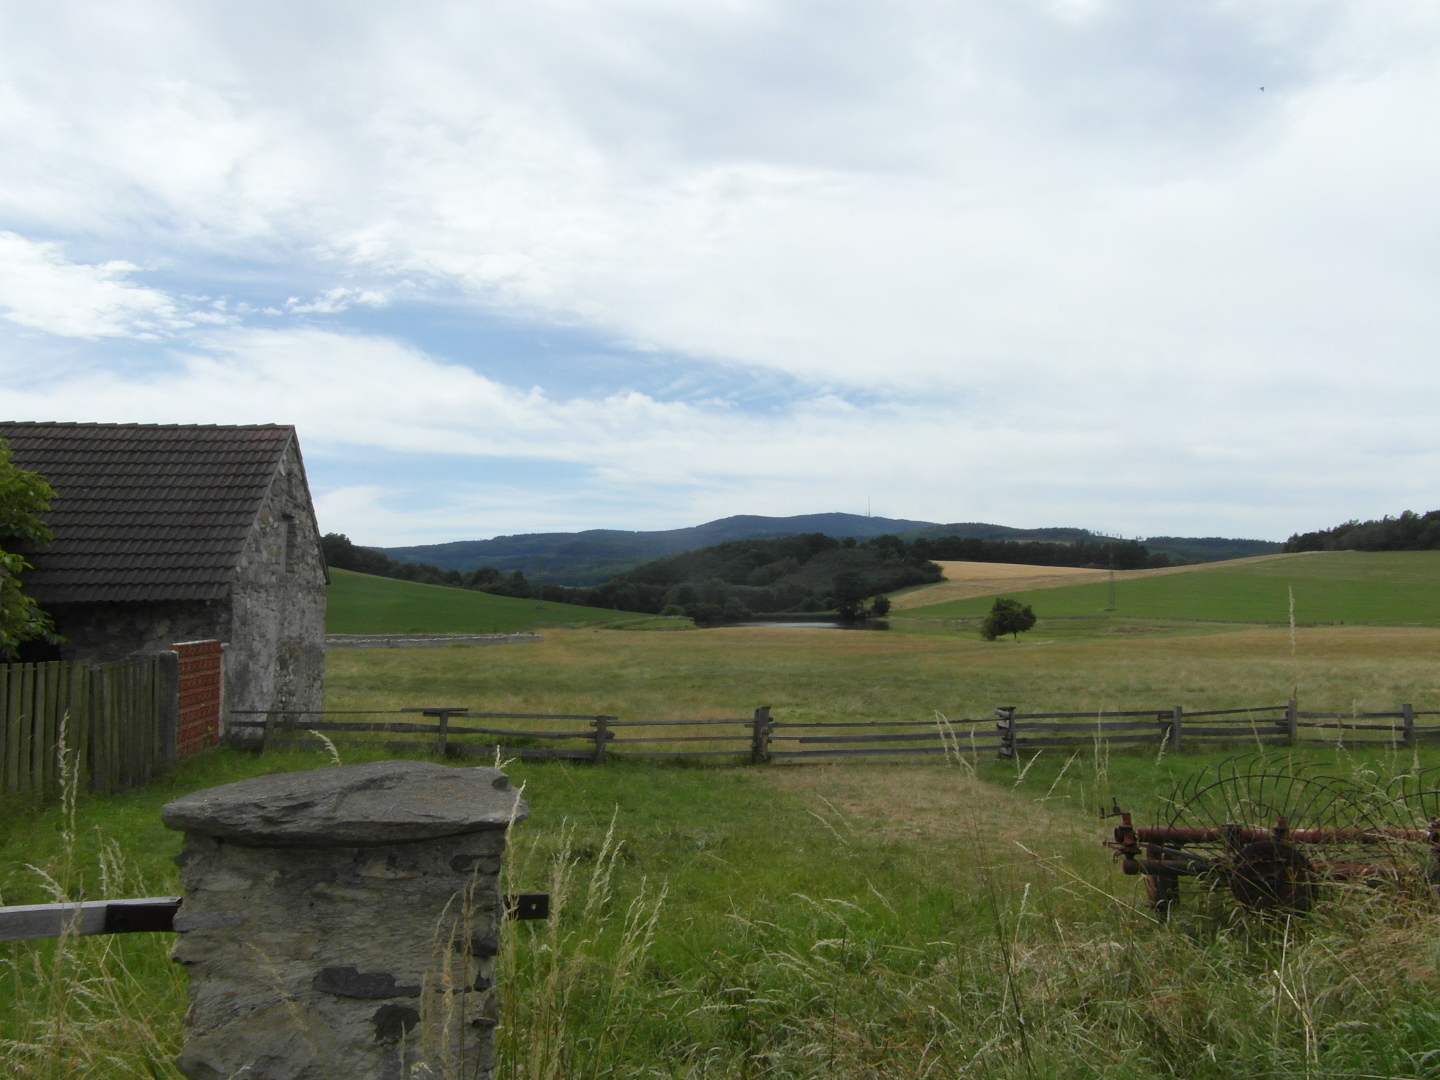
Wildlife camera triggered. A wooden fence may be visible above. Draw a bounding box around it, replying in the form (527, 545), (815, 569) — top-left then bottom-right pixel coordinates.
(1, 654), (177, 797)
(229, 707), (778, 763)
(997, 702), (1440, 757)
(234, 700), (1440, 763)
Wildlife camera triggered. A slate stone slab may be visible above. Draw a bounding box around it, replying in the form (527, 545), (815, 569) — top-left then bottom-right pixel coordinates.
(161, 759), (528, 846)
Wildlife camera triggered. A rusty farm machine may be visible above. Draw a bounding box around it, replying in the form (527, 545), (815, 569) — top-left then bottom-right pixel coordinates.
(1105, 757), (1440, 915)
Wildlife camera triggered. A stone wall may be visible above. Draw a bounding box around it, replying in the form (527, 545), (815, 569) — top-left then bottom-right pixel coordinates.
(45, 598), (230, 664)
(227, 438), (327, 718)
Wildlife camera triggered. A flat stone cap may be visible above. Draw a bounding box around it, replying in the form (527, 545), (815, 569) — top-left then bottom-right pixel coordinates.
(161, 760), (528, 846)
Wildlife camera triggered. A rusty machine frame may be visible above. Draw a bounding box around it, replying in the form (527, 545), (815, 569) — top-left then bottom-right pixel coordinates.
(1104, 758), (1440, 915)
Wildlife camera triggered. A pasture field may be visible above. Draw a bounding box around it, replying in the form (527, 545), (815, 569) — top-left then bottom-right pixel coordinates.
(904, 549), (1440, 625)
(8, 624), (1440, 1078)
(326, 567), (634, 633)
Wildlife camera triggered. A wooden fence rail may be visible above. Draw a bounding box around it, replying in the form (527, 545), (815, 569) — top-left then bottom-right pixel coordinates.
(1, 655), (176, 797)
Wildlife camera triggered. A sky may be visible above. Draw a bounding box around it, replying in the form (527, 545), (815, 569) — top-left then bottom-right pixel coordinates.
(1, 1), (1437, 546)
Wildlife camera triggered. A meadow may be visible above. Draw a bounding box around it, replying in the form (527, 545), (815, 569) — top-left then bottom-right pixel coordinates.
(326, 567), (635, 633)
(903, 549), (1440, 625)
(9, 563), (1440, 1078)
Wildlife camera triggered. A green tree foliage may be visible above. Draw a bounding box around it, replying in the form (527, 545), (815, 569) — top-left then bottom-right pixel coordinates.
(322, 533), (465, 586)
(911, 534), (1170, 569)
(980, 597), (1036, 641)
(1285, 509), (1440, 552)
(0, 439), (58, 658)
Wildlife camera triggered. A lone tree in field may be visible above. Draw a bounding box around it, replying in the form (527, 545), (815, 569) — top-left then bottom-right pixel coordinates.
(0, 439), (57, 658)
(981, 597), (1036, 641)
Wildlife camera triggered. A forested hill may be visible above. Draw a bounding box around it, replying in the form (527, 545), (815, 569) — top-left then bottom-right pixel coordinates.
(1285, 510), (1440, 552)
(530, 533), (1173, 621)
(379, 512), (1278, 585)
(565, 534), (939, 620)
(379, 512), (939, 584)
(325, 530), (1178, 621)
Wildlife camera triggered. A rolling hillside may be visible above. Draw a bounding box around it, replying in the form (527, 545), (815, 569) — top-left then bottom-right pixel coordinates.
(901, 550), (1440, 626)
(326, 568), (633, 634)
(380, 512), (1281, 584)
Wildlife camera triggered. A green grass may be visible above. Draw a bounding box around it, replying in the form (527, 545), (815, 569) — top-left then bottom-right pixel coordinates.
(12, 625), (1440, 1078)
(326, 567), (633, 633)
(906, 549), (1440, 625)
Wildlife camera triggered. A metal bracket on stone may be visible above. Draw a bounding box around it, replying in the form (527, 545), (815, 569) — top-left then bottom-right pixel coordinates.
(505, 893), (550, 920)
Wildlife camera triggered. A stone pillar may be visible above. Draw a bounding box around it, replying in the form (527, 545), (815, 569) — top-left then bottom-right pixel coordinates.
(161, 760), (528, 1080)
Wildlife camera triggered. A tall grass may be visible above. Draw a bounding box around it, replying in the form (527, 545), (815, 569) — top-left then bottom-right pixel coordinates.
(0, 736), (184, 1080)
(491, 793), (1440, 1079)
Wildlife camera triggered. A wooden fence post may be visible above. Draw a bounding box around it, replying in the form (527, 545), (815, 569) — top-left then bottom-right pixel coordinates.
(437, 709), (451, 758)
(995, 706), (1017, 759)
(1403, 703), (1415, 744)
(1170, 705), (1183, 752)
(593, 716), (612, 763)
(261, 710), (277, 754)
(751, 706), (772, 764)
(1286, 699), (1298, 745)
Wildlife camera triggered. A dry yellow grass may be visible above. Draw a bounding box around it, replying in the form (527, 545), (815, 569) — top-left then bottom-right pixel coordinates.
(762, 763), (1100, 854)
(890, 552), (1309, 610)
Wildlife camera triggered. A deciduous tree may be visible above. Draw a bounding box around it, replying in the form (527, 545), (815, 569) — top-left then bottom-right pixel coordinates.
(0, 440), (57, 658)
(980, 597), (1036, 641)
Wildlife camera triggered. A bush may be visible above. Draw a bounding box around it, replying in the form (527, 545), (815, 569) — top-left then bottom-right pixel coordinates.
(980, 597), (1036, 641)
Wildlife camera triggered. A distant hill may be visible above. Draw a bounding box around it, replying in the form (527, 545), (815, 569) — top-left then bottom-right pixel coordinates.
(379, 513), (1282, 585)
(382, 513), (939, 585)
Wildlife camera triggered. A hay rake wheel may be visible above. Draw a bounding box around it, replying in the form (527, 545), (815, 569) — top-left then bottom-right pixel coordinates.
(1106, 757), (1415, 917)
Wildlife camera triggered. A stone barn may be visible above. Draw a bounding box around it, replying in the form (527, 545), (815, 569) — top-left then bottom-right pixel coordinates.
(0, 422), (327, 723)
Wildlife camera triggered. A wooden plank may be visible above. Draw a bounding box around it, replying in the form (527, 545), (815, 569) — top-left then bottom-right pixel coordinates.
(18, 663), (35, 794)
(770, 720), (957, 729)
(1297, 712), (1406, 720)
(1012, 735), (1158, 747)
(606, 735), (752, 744)
(607, 749), (750, 758)
(1152, 720), (1290, 728)
(791, 732), (948, 744)
(604, 718), (751, 727)
(1182, 706), (1289, 719)
(1, 665), (13, 794)
(770, 745), (964, 758)
(443, 712), (606, 721)
(1175, 731), (1290, 743)
(1296, 728), (1405, 737)
(231, 720), (605, 738)
(1011, 720), (1160, 733)
(449, 744), (596, 760)
(1011, 710), (1161, 719)
(38, 662), (57, 794)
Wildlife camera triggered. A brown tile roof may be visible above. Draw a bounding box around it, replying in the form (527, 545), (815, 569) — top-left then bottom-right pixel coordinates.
(0, 423), (296, 603)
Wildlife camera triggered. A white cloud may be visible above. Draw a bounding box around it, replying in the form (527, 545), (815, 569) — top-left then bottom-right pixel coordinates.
(0, 2), (1438, 537)
(0, 232), (189, 339)
(285, 287), (390, 314)
(5, 325), (1437, 542)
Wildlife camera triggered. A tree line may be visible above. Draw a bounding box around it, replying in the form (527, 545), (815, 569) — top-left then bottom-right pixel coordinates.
(1284, 509), (1440, 553)
(324, 530), (1173, 622)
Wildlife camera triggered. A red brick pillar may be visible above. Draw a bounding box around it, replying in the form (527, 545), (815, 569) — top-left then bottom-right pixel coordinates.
(170, 640), (224, 757)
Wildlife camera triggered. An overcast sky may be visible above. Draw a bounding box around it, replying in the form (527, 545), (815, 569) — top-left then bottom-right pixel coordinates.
(1, 1), (1437, 544)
